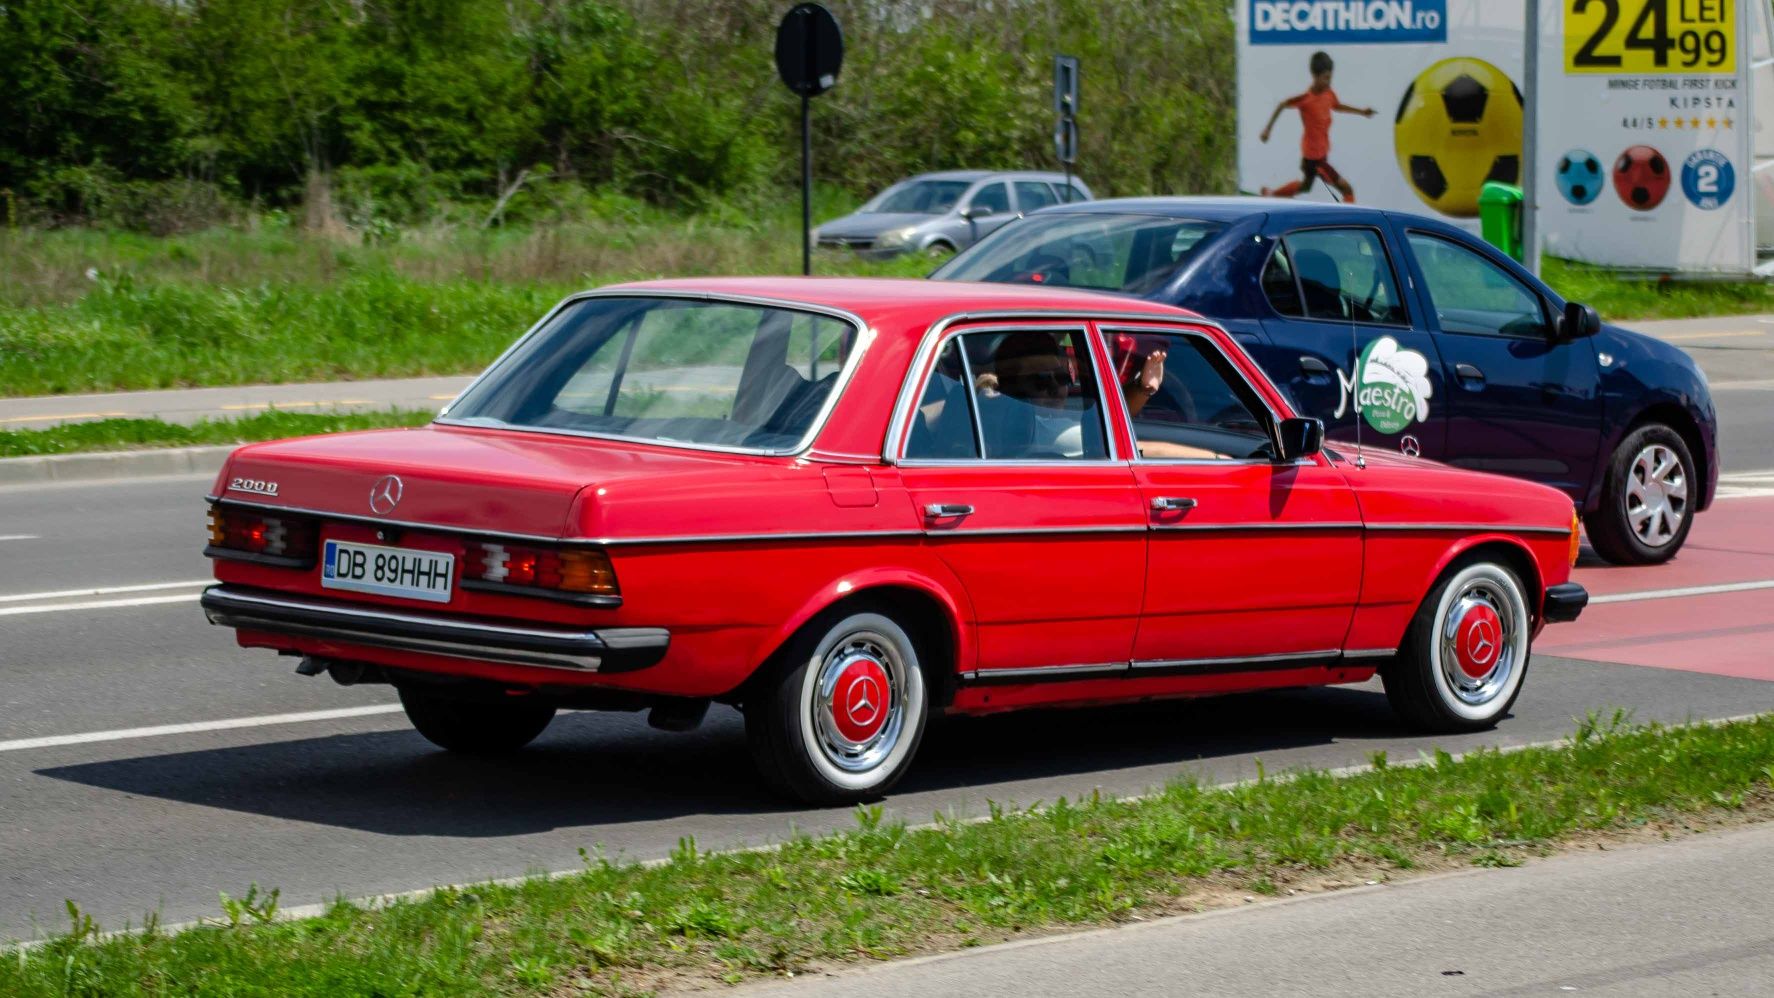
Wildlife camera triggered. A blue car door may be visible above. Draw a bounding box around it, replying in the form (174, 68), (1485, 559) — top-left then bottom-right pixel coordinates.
(1252, 220), (1448, 460)
(1391, 222), (1602, 501)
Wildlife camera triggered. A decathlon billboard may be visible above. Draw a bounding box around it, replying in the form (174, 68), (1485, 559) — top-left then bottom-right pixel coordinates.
(1238, 0), (1525, 225)
(1249, 1), (1448, 45)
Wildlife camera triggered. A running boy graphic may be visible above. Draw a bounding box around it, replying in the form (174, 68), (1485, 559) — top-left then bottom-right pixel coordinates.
(1259, 51), (1376, 203)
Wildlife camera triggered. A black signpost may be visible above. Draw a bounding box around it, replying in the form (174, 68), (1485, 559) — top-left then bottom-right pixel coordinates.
(775, 3), (843, 276)
(1053, 55), (1079, 201)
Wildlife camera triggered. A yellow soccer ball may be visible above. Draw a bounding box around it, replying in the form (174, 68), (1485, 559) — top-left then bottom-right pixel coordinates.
(1393, 57), (1523, 218)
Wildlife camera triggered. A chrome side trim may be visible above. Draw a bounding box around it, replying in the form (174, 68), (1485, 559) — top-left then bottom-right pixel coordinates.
(432, 289), (874, 459)
(1150, 521), (1365, 533)
(961, 662), (1129, 683)
(200, 585), (669, 674)
(1365, 522), (1572, 536)
(924, 525), (1149, 538)
(1129, 649), (1341, 673)
(1341, 648), (1398, 660)
(883, 309), (1220, 463)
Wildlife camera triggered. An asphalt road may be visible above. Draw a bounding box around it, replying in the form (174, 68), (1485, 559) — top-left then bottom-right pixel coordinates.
(1, 474), (1773, 942)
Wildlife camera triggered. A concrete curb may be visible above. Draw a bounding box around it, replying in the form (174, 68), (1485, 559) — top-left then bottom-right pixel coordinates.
(0, 445), (231, 487)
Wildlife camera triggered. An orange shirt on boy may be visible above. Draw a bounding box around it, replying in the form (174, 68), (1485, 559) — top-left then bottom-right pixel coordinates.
(1295, 89), (1337, 160)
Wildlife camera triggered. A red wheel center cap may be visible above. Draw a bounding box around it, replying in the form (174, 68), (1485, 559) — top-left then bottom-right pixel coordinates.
(1456, 605), (1503, 679)
(831, 659), (891, 743)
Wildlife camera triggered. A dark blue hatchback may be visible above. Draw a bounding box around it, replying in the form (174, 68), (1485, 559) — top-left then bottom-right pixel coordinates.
(932, 197), (1719, 564)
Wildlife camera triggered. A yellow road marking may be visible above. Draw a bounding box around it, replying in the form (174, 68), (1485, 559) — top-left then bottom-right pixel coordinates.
(1658, 330), (1770, 341)
(0, 412), (128, 424)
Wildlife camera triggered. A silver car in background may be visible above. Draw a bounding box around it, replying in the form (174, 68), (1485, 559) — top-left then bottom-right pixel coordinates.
(814, 170), (1092, 258)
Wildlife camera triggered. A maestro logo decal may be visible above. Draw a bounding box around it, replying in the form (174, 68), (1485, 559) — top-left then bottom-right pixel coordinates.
(1334, 336), (1434, 435)
(1250, 0), (1447, 45)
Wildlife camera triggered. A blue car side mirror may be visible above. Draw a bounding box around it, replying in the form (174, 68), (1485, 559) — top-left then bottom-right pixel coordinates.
(1560, 302), (1602, 341)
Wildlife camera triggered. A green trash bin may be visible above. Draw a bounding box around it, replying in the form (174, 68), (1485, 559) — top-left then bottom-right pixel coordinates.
(1478, 181), (1524, 262)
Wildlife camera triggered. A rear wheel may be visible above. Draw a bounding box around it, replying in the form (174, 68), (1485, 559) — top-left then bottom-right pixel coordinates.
(745, 608), (929, 804)
(1383, 559), (1531, 732)
(1585, 424), (1695, 565)
(398, 686), (556, 754)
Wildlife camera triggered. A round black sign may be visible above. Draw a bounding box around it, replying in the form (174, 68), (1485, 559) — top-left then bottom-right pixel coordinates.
(775, 3), (843, 97)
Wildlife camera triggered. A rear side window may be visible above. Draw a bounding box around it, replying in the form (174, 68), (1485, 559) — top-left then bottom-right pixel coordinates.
(1283, 228), (1407, 325)
(904, 330), (1108, 461)
(1262, 242), (1304, 317)
(1015, 181), (1059, 212)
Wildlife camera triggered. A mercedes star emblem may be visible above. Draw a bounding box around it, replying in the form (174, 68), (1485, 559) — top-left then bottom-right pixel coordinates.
(1400, 435), (1422, 458)
(368, 475), (404, 515)
(1467, 618), (1498, 666)
(846, 675), (880, 725)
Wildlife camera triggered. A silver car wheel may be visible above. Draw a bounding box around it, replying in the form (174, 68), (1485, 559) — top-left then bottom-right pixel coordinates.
(1625, 443), (1688, 549)
(795, 613), (925, 792)
(1426, 563), (1531, 722)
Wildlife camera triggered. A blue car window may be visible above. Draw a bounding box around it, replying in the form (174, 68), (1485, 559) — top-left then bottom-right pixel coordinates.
(932, 213), (1227, 295)
(1282, 228), (1407, 326)
(1406, 233), (1549, 339)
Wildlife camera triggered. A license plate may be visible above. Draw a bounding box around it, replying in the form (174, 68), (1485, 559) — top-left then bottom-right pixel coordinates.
(321, 539), (454, 603)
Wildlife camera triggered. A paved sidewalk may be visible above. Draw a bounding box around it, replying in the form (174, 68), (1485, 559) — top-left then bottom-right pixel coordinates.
(737, 823), (1774, 998)
(0, 374), (472, 429)
(0, 314), (1770, 430)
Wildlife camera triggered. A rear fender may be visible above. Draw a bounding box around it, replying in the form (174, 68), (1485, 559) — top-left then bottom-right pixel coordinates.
(751, 563), (977, 681)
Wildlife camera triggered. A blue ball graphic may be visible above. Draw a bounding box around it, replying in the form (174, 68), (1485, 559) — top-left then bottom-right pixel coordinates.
(1555, 149), (1603, 206)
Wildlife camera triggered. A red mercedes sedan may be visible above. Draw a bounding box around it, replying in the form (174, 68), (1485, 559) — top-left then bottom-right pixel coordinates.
(202, 278), (1587, 803)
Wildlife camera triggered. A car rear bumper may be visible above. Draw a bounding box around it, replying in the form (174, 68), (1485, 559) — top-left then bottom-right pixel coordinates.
(200, 585), (669, 674)
(1543, 582), (1589, 623)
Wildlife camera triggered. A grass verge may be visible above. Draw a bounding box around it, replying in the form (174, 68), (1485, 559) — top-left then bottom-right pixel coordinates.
(4, 712), (1773, 994)
(1545, 257), (1774, 321)
(0, 409), (435, 459)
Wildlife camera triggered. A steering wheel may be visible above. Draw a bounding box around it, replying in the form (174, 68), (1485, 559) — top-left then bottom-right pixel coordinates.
(1016, 253), (1071, 286)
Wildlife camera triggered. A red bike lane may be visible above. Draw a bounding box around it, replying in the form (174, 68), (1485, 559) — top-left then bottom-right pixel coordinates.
(1537, 495), (1774, 681)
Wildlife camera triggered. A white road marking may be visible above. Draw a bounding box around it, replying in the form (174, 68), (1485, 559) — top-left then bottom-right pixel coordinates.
(1590, 579), (1774, 605)
(0, 580), (211, 604)
(0, 593), (201, 617)
(1657, 330), (1769, 341)
(0, 534), (39, 542)
(0, 704), (404, 754)
(1710, 379), (1774, 390)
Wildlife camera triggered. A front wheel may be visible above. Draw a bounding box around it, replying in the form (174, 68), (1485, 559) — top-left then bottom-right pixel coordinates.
(1585, 424), (1695, 565)
(745, 609), (929, 804)
(398, 686), (556, 755)
(1383, 559), (1532, 732)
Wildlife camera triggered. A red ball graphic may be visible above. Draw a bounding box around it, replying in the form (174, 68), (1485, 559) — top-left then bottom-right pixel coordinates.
(1612, 145), (1670, 211)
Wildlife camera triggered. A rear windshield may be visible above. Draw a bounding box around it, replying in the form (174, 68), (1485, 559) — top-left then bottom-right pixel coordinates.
(444, 297), (859, 453)
(932, 213), (1227, 295)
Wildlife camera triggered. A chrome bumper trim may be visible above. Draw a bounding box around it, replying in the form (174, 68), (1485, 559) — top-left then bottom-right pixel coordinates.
(200, 585), (668, 673)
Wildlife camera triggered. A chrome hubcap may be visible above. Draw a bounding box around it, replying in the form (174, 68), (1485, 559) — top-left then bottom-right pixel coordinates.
(1625, 443), (1688, 548)
(1439, 581), (1518, 705)
(811, 632), (905, 774)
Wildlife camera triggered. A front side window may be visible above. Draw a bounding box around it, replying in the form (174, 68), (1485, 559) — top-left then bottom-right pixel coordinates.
(1407, 232), (1548, 338)
(1104, 331), (1276, 461)
(1283, 228), (1407, 325)
(932, 213), (1229, 295)
(447, 297), (855, 452)
(1015, 181), (1059, 213)
(969, 183), (1011, 216)
(903, 329), (1107, 461)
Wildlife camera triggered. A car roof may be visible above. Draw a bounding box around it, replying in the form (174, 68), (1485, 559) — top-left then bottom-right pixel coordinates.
(906, 170), (1081, 184)
(1037, 195), (1379, 221)
(604, 276), (1193, 325)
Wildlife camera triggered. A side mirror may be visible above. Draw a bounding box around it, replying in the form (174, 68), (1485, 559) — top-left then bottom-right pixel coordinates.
(962, 205), (995, 220)
(1277, 417), (1324, 461)
(1559, 301), (1601, 340)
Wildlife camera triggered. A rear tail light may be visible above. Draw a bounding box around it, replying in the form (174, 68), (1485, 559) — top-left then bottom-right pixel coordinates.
(464, 541), (618, 599)
(206, 507), (317, 564)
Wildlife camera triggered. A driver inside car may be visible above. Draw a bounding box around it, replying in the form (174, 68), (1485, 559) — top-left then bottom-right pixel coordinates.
(979, 333), (1094, 458)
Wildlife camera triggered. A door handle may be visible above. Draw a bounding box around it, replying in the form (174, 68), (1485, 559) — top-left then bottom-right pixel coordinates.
(923, 503), (974, 519)
(1455, 363), (1486, 385)
(1299, 356), (1331, 375)
(1150, 496), (1199, 512)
